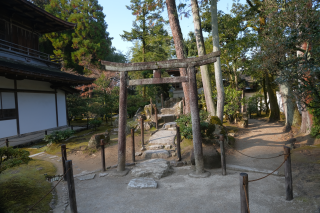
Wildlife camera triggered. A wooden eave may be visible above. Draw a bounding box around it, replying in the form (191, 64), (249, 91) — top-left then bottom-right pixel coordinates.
(0, 0), (76, 34)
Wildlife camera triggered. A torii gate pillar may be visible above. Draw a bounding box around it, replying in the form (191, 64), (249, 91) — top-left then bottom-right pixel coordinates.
(117, 71), (128, 172)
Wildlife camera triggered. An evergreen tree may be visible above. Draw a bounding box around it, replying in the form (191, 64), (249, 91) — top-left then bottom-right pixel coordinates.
(42, 0), (112, 73)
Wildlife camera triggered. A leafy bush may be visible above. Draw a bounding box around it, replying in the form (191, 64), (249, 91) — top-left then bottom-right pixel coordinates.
(176, 110), (213, 139)
(224, 86), (242, 123)
(89, 119), (102, 130)
(43, 129), (75, 144)
(310, 105), (320, 138)
(0, 147), (30, 174)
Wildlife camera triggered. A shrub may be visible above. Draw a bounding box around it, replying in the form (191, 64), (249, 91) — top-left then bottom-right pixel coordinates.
(0, 147), (30, 174)
(43, 129), (75, 144)
(209, 116), (222, 126)
(176, 110), (214, 139)
(89, 119), (102, 130)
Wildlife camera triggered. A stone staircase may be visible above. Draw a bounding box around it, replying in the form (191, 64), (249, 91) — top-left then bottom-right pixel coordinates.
(140, 122), (177, 160)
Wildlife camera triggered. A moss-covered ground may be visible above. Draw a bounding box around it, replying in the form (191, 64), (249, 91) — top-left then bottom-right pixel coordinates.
(0, 159), (56, 213)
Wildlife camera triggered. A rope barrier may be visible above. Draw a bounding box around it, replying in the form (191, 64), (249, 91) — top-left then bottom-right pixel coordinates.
(248, 155), (288, 183)
(25, 168), (70, 213)
(243, 184), (251, 213)
(226, 143), (285, 159)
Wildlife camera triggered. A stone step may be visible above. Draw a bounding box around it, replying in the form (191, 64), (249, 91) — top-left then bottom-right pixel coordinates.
(141, 149), (171, 159)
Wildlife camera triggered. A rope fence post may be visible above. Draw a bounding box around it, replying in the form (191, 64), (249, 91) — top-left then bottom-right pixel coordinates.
(284, 146), (293, 201)
(100, 139), (106, 172)
(240, 173), (249, 213)
(220, 134), (226, 176)
(45, 130), (47, 136)
(131, 128), (135, 162)
(71, 125), (74, 130)
(176, 126), (181, 161)
(61, 144), (67, 181)
(5, 138), (9, 147)
(154, 105), (158, 129)
(140, 117), (144, 147)
(65, 160), (77, 213)
(161, 93), (164, 108)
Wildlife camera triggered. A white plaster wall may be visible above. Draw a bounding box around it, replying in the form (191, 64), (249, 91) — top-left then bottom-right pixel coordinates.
(0, 76), (14, 89)
(17, 79), (54, 91)
(57, 90), (67, 126)
(18, 93), (56, 134)
(0, 119), (17, 138)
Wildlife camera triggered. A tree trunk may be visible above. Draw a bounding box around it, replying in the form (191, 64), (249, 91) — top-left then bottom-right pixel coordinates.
(232, 62), (238, 90)
(190, 0), (215, 116)
(262, 77), (270, 115)
(166, 0), (190, 114)
(280, 83), (294, 132)
(265, 72), (280, 122)
(292, 104), (301, 127)
(211, 0), (224, 121)
(300, 104), (313, 134)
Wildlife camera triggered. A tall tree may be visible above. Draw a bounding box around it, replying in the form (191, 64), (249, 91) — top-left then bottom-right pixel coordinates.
(43, 0), (112, 73)
(166, 0), (191, 114)
(190, 0), (216, 116)
(211, 0), (224, 121)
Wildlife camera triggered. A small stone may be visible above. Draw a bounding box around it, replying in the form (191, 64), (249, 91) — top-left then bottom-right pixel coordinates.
(99, 173), (108, 177)
(127, 178), (157, 189)
(106, 166), (111, 169)
(80, 146), (87, 151)
(141, 147), (146, 151)
(148, 145), (164, 150)
(165, 145), (172, 149)
(171, 152), (176, 157)
(135, 152), (142, 156)
(77, 174), (95, 181)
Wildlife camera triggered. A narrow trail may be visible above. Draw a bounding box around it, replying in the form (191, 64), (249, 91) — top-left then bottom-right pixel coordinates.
(227, 119), (287, 174)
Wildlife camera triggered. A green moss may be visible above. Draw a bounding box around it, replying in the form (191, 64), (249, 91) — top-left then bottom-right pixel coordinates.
(209, 116), (222, 126)
(228, 136), (236, 146)
(0, 159), (56, 213)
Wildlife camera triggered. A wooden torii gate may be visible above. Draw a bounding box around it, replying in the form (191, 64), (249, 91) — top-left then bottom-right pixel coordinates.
(101, 51), (220, 177)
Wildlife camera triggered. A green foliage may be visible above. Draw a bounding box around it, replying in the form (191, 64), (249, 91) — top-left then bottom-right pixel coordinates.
(209, 116), (222, 126)
(310, 104), (320, 139)
(224, 86), (242, 122)
(0, 159), (55, 213)
(42, 0), (112, 72)
(43, 129), (75, 144)
(127, 94), (149, 118)
(66, 94), (89, 124)
(0, 148), (30, 174)
(89, 119), (102, 129)
(176, 110), (211, 139)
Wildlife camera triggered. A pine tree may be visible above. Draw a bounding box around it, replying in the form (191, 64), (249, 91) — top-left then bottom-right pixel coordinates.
(43, 0), (112, 73)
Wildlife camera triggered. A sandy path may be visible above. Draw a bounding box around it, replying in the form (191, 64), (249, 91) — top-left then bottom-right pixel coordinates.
(227, 119), (287, 174)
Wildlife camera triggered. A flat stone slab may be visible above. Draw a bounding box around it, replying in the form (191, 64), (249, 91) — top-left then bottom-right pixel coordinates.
(131, 158), (172, 179)
(162, 122), (177, 129)
(99, 173), (108, 177)
(127, 178), (157, 189)
(148, 145), (164, 150)
(77, 174), (95, 181)
(148, 130), (176, 146)
(142, 149), (170, 159)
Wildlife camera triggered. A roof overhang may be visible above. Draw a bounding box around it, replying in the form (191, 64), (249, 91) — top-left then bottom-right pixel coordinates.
(0, 0), (76, 34)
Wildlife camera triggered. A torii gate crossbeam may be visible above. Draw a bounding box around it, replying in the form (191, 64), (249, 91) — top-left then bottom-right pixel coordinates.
(101, 51), (220, 177)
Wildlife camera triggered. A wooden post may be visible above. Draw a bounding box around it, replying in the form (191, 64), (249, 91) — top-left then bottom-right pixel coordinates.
(188, 66), (204, 174)
(182, 97), (185, 114)
(61, 144), (67, 181)
(45, 130), (47, 136)
(240, 173), (249, 213)
(5, 138), (9, 147)
(71, 125), (73, 130)
(176, 126), (181, 161)
(284, 146), (293, 201)
(117, 71), (128, 172)
(131, 128), (135, 163)
(140, 117), (144, 147)
(154, 105), (158, 129)
(65, 160), (77, 213)
(220, 134), (226, 176)
(161, 93), (164, 108)
(100, 139), (105, 172)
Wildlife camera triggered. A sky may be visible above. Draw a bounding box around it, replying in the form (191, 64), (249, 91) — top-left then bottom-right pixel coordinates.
(101, 0), (247, 56)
